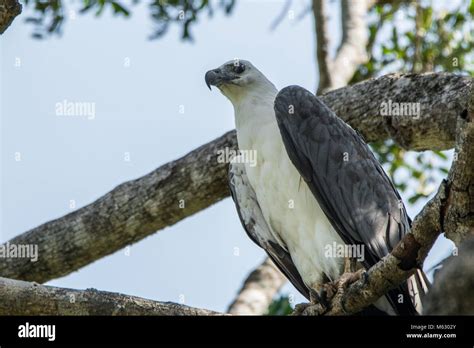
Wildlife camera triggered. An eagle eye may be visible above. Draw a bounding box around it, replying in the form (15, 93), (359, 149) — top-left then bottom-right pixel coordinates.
(233, 63), (246, 74)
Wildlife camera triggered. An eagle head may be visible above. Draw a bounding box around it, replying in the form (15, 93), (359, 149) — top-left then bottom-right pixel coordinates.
(205, 59), (275, 104)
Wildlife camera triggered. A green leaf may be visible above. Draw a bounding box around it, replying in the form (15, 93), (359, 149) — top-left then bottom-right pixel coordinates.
(267, 295), (293, 315)
(408, 193), (426, 205)
(111, 1), (130, 16)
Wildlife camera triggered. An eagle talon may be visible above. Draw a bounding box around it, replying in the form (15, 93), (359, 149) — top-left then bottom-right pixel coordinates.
(338, 269), (364, 289)
(322, 283), (338, 305)
(292, 302), (311, 316)
(292, 302), (326, 316)
(308, 283), (338, 311)
(361, 270), (369, 285)
(309, 288), (322, 304)
(318, 288), (330, 308)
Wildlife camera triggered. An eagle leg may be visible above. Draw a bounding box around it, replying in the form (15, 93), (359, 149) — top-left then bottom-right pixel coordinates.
(292, 269), (367, 316)
(344, 256), (358, 273)
(292, 301), (326, 316)
(337, 269), (365, 288)
(291, 286), (328, 316)
(291, 285), (332, 316)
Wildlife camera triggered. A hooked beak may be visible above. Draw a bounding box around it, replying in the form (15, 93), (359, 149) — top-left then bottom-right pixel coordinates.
(205, 68), (234, 90)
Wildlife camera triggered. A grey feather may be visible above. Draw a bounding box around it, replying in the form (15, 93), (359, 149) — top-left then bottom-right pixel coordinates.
(228, 159), (310, 300)
(274, 85), (428, 314)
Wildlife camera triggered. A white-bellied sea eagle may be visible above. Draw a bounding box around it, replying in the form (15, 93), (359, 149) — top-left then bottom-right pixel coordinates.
(205, 59), (429, 315)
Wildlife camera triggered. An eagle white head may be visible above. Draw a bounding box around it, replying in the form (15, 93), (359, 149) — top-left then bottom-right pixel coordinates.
(205, 59), (277, 105)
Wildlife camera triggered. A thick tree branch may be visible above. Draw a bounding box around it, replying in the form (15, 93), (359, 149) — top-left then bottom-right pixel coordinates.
(0, 131), (237, 283)
(331, 0), (369, 90)
(323, 73), (471, 150)
(441, 87), (474, 244)
(0, 0), (21, 34)
(0, 276), (223, 315)
(227, 258), (287, 315)
(312, 0), (332, 94)
(0, 73), (470, 286)
(314, 0), (369, 94)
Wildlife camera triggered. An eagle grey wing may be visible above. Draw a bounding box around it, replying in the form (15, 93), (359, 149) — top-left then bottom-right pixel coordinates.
(228, 159), (310, 300)
(274, 85), (410, 268)
(273, 86), (428, 315)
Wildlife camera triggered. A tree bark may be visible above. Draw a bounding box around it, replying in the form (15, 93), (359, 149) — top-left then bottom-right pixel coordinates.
(227, 258), (287, 315)
(314, 0), (369, 94)
(0, 276), (223, 315)
(441, 86), (474, 245)
(0, 0), (21, 34)
(332, 0), (369, 90)
(0, 73), (471, 285)
(313, 0), (332, 94)
(324, 73), (471, 151)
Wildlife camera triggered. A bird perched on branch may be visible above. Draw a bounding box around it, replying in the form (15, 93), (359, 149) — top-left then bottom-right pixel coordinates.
(205, 59), (429, 315)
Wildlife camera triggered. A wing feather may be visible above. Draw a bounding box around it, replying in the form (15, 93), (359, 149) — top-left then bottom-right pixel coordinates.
(273, 86), (426, 314)
(228, 159), (310, 300)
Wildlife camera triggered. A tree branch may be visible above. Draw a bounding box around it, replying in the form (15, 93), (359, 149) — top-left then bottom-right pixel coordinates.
(314, 0), (369, 94)
(227, 258), (287, 315)
(441, 86), (474, 244)
(0, 276), (223, 315)
(323, 73), (471, 151)
(0, 0), (21, 34)
(0, 131), (237, 283)
(331, 0), (369, 90)
(312, 0), (332, 94)
(0, 73), (470, 286)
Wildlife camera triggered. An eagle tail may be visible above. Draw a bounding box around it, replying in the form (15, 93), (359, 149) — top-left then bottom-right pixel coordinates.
(386, 268), (430, 315)
(407, 268), (430, 314)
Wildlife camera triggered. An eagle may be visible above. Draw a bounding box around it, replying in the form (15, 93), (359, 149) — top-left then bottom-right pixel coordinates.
(205, 59), (429, 315)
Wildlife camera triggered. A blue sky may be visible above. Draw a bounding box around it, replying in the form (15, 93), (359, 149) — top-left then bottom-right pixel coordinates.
(1, 0), (453, 312)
